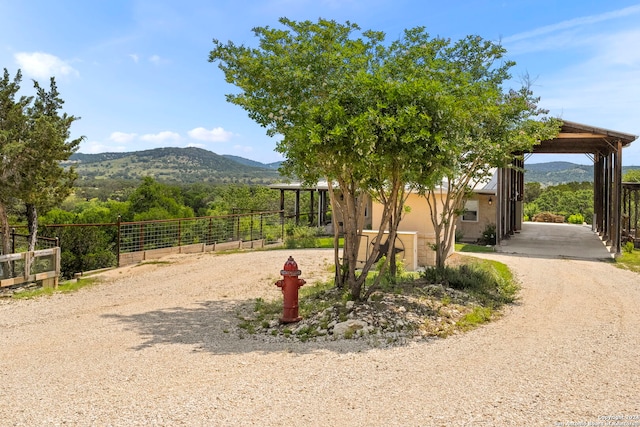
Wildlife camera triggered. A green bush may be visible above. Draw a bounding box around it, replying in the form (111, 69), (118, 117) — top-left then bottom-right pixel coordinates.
(478, 223), (496, 246)
(421, 260), (517, 306)
(624, 241), (634, 254)
(284, 225), (321, 249)
(567, 213), (584, 224)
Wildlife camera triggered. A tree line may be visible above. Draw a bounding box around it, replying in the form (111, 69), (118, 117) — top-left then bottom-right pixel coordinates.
(524, 170), (640, 224)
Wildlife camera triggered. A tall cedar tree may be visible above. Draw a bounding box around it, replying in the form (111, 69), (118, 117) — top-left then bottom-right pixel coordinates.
(0, 68), (82, 254)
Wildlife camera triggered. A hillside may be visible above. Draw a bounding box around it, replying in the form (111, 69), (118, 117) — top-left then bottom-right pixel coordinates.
(525, 162), (640, 185)
(222, 154), (282, 170)
(66, 147), (282, 184)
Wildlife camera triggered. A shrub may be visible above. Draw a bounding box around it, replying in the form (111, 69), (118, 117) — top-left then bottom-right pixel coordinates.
(478, 223), (496, 246)
(624, 241), (634, 254)
(567, 213), (584, 224)
(421, 260), (517, 306)
(284, 225), (321, 249)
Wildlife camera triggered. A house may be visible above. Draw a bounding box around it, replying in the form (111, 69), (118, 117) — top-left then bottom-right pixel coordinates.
(360, 175), (497, 271)
(271, 176), (497, 272)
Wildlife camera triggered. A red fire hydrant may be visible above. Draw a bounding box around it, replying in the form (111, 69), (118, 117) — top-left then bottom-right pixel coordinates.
(275, 256), (306, 323)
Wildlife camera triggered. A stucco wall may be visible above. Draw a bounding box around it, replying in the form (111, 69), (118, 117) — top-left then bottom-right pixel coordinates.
(367, 192), (451, 268)
(456, 194), (496, 242)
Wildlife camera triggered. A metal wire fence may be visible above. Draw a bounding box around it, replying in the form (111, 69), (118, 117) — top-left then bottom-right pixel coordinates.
(5, 210), (285, 278)
(118, 210), (284, 254)
(0, 230), (59, 254)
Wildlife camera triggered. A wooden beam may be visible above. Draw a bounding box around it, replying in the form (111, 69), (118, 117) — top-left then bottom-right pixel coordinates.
(556, 132), (608, 139)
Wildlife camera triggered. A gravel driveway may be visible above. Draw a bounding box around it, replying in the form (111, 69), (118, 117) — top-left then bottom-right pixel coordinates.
(1, 249), (639, 426)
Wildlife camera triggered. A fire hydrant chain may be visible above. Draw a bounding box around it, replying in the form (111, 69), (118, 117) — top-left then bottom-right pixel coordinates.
(275, 256), (306, 323)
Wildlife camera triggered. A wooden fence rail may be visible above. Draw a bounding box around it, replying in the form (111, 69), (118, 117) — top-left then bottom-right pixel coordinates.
(0, 247), (61, 289)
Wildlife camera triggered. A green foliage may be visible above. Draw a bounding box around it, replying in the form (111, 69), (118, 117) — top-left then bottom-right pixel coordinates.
(567, 213), (584, 224)
(374, 255), (407, 288)
(66, 147), (281, 184)
(478, 223), (497, 246)
(128, 177), (194, 220)
(455, 243), (495, 253)
(284, 224), (321, 249)
(615, 246), (640, 273)
(624, 241), (634, 254)
(524, 181), (594, 224)
(40, 205), (119, 278)
(623, 169), (640, 183)
(0, 68), (82, 253)
(523, 182), (542, 203)
(210, 18), (559, 299)
(421, 259), (518, 306)
(457, 306), (494, 331)
(12, 276), (100, 299)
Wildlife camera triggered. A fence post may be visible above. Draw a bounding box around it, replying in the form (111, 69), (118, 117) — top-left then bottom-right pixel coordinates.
(116, 215), (121, 267)
(208, 218), (212, 245)
(178, 219), (182, 247)
(11, 228), (15, 254)
(250, 213), (254, 248)
(139, 223), (144, 252)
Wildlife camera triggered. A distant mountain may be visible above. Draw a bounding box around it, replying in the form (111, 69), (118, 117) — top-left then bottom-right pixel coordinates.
(222, 154), (282, 170)
(525, 162), (640, 186)
(66, 147), (282, 184)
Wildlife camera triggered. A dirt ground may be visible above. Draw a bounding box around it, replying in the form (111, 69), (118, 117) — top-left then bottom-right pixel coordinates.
(1, 248), (639, 426)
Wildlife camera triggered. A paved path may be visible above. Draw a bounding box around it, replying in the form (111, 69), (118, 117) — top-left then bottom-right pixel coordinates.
(497, 222), (614, 260)
(0, 249), (639, 426)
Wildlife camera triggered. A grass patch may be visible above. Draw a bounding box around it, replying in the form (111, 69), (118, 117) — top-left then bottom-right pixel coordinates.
(421, 257), (518, 307)
(455, 243), (495, 253)
(457, 306), (494, 331)
(12, 277), (101, 299)
(614, 248), (640, 274)
(135, 260), (172, 267)
(316, 237), (344, 248)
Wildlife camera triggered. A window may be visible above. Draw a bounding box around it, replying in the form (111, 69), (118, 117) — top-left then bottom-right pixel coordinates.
(462, 200), (479, 222)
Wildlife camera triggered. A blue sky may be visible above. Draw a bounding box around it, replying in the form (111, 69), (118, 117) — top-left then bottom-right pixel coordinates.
(1, 0), (639, 165)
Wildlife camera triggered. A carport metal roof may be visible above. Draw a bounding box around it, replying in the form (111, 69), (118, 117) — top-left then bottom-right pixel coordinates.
(497, 120), (638, 255)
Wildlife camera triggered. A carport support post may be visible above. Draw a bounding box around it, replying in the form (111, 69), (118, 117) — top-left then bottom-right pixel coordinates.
(614, 140), (623, 255)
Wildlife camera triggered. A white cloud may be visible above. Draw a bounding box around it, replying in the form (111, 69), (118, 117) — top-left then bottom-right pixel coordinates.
(188, 126), (234, 142)
(82, 140), (127, 154)
(149, 54), (162, 65)
(140, 131), (181, 143)
(109, 131), (138, 143)
(129, 54), (139, 63)
(14, 52), (79, 79)
(504, 4), (640, 44)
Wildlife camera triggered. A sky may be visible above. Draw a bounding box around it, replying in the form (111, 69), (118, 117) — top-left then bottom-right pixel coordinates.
(1, 0), (639, 165)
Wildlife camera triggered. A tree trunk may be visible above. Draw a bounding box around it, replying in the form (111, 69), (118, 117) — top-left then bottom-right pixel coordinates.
(26, 203), (38, 251)
(0, 202), (12, 278)
(0, 202), (10, 256)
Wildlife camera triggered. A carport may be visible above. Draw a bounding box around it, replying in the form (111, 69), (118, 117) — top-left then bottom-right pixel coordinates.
(496, 120), (637, 255)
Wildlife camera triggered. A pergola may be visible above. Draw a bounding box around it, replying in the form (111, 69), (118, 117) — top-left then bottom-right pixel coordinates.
(269, 182), (331, 226)
(497, 120), (638, 255)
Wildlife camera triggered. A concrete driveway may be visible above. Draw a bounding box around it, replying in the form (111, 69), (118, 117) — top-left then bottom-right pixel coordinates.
(497, 222), (614, 260)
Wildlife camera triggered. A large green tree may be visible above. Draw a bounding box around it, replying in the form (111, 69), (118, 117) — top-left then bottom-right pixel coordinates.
(0, 69), (30, 256)
(209, 18), (559, 297)
(0, 68), (81, 253)
(210, 19), (451, 300)
(415, 64), (561, 267)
